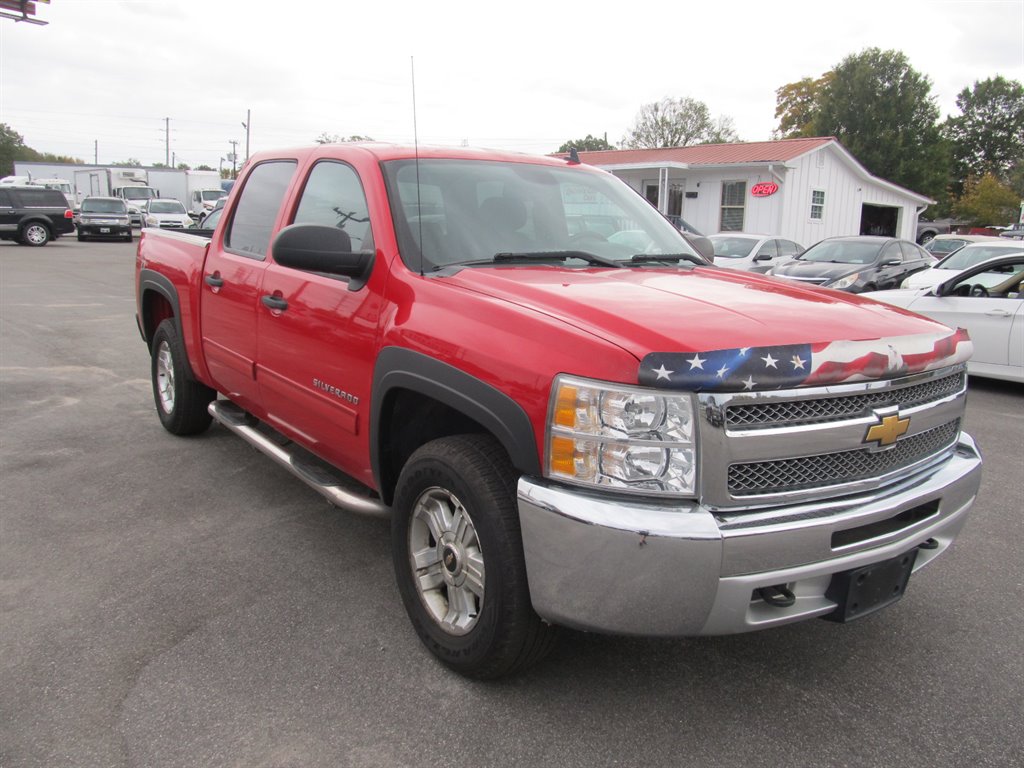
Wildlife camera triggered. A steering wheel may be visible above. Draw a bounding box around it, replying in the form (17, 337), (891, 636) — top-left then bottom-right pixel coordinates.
(970, 284), (989, 297)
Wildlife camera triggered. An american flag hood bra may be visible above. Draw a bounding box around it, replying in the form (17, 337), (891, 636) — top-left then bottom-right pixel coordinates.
(638, 328), (973, 393)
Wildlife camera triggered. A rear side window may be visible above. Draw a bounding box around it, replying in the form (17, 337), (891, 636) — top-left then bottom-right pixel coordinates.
(900, 241), (927, 261)
(0, 190), (11, 206)
(226, 160), (297, 259)
(292, 161), (374, 252)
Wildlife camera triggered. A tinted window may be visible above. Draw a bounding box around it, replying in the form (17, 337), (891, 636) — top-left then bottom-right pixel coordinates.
(11, 188), (67, 207)
(800, 240), (881, 264)
(0, 189), (11, 206)
(226, 161), (297, 259)
(756, 240), (779, 258)
(292, 161), (374, 252)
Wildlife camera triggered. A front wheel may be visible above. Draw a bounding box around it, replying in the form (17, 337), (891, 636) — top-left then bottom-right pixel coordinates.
(150, 319), (215, 435)
(21, 223), (50, 247)
(392, 435), (556, 678)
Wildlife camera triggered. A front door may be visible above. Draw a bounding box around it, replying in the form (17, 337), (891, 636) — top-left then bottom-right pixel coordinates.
(256, 159), (384, 486)
(199, 159), (297, 415)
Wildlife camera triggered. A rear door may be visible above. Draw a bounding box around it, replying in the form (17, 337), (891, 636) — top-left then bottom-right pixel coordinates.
(199, 159), (297, 416)
(256, 158), (384, 486)
(875, 241), (906, 289)
(0, 189), (16, 237)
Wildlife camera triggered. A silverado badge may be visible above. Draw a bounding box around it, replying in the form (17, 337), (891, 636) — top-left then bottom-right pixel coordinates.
(865, 414), (910, 448)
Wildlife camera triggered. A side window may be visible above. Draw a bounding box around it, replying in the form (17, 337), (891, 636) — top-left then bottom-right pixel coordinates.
(900, 242), (926, 262)
(0, 189), (11, 206)
(881, 243), (903, 263)
(756, 240), (779, 258)
(778, 240), (802, 257)
(225, 160), (297, 259)
(292, 161), (374, 252)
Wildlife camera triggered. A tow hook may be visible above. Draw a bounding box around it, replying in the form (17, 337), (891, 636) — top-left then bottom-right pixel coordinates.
(919, 538), (939, 550)
(757, 584), (796, 608)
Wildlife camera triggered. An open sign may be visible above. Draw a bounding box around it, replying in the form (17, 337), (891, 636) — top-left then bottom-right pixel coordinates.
(751, 182), (779, 197)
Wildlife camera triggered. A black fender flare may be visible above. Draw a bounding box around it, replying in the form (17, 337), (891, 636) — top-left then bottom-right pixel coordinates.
(370, 347), (541, 496)
(137, 268), (184, 346)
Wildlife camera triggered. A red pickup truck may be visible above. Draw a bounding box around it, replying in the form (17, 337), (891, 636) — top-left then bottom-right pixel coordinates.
(135, 144), (982, 678)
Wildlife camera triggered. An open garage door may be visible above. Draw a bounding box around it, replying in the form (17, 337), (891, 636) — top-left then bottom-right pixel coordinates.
(861, 204), (899, 236)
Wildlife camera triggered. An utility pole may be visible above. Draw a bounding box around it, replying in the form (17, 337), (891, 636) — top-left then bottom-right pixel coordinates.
(94, 140), (98, 164)
(172, 152), (176, 168)
(241, 109), (251, 163)
(228, 140), (239, 178)
(164, 117), (170, 166)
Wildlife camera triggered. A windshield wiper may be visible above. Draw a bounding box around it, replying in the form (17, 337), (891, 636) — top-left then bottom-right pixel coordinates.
(629, 253), (704, 266)
(492, 250), (623, 268)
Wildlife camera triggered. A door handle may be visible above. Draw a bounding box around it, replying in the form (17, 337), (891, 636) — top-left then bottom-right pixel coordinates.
(985, 309), (1011, 317)
(261, 294), (289, 311)
(204, 274), (224, 288)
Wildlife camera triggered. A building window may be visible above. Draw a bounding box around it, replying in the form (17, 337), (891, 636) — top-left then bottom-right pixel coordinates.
(810, 189), (825, 220)
(719, 181), (745, 231)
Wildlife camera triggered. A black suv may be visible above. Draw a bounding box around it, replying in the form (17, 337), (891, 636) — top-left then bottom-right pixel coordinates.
(0, 186), (75, 247)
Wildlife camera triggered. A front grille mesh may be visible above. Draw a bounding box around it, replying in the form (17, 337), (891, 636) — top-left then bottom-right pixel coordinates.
(726, 371), (965, 429)
(728, 419), (960, 496)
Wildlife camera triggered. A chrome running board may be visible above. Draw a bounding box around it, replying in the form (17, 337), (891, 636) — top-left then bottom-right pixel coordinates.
(208, 400), (390, 519)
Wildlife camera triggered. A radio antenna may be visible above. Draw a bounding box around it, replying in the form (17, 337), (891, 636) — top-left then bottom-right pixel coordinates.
(411, 55), (423, 277)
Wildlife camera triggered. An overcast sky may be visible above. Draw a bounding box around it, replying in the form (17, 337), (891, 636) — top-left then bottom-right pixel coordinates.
(1, 0), (1022, 171)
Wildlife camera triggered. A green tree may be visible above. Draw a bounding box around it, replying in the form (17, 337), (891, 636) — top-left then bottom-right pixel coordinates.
(813, 48), (948, 200)
(0, 123), (29, 175)
(556, 134), (614, 153)
(954, 173), (1020, 226)
(945, 76), (1024, 183)
(621, 97), (738, 149)
(111, 158), (143, 167)
(176, 162), (190, 170)
(773, 73), (833, 138)
(195, 164), (215, 172)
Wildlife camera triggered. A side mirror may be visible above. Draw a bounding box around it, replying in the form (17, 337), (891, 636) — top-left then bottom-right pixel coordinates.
(681, 232), (715, 261)
(272, 224), (374, 291)
(754, 253), (773, 262)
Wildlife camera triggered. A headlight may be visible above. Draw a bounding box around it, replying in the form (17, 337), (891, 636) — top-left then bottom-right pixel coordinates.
(829, 272), (860, 290)
(546, 376), (697, 497)
(900, 277), (912, 289)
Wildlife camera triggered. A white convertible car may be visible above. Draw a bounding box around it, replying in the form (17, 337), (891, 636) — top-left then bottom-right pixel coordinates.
(864, 254), (1024, 383)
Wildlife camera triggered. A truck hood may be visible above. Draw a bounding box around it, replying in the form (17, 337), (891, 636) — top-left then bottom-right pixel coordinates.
(443, 265), (972, 391)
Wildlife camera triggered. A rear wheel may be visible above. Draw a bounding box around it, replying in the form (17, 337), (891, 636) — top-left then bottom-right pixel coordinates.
(150, 319), (215, 435)
(392, 434), (556, 678)
(21, 222), (50, 247)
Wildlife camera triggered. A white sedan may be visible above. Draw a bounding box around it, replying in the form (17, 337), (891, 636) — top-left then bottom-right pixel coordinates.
(900, 241), (1023, 290)
(864, 254), (1024, 383)
(708, 233), (803, 273)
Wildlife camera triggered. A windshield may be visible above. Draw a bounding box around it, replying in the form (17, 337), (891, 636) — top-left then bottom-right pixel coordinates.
(151, 201), (186, 214)
(81, 199), (127, 214)
(799, 240), (881, 264)
(201, 189), (224, 201)
(122, 188), (155, 201)
(382, 159), (698, 271)
(709, 236), (757, 258)
(938, 245), (1022, 270)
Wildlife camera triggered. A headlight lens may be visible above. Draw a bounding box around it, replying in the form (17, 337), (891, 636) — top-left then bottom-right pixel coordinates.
(547, 376), (696, 497)
(900, 277), (912, 289)
(829, 272), (860, 290)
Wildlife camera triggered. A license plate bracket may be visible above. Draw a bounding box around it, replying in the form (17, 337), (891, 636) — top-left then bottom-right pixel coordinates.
(100, 227), (110, 233)
(822, 549), (918, 623)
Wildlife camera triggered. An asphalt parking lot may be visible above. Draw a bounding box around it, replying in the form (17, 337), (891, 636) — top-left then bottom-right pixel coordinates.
(1, 237), (1022, 768)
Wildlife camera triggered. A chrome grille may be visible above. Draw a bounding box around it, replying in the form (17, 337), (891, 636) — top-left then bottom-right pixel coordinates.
(726, 371), (965, 429)
(727, 419), (960, 496)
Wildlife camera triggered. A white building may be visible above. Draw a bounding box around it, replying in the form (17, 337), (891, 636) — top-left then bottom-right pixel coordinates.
(574, 137), (933, 246)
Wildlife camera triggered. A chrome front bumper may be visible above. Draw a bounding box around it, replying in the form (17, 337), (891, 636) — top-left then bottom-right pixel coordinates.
(517, 433), (981, 637)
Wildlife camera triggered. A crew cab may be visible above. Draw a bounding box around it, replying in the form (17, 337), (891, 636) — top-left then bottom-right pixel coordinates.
(135, 144), (982, 678)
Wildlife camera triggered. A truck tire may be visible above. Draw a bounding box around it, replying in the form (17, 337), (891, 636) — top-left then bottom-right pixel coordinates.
(391, 434), (556, 678)
(150, 319), (215, 435)
(21, 222), (50, 247)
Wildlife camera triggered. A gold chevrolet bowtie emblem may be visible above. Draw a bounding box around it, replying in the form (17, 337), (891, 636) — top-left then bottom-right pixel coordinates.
(865, 414), (911, 447)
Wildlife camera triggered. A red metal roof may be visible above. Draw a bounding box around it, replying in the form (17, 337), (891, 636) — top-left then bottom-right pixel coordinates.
(572, 137), (835, 166)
